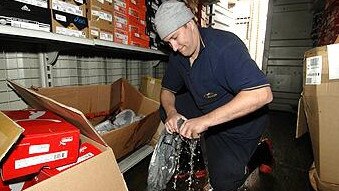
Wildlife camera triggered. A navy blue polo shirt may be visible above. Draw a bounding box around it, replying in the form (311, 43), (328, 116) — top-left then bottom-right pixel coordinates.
(162, 27), (269, 114)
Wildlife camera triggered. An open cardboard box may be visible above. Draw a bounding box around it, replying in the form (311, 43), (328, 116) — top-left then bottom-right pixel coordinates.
(31, 78), (160, 160)
(1, 81), (128, 190)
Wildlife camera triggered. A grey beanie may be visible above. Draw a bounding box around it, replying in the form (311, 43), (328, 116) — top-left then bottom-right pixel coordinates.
(155, 0), (194, 40)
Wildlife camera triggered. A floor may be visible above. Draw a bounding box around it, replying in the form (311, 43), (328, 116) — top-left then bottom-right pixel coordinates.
(123, 110), (315, 191)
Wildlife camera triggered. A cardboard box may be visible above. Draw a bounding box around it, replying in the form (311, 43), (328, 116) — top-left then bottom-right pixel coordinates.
(114, 11), (128, 30)
(114, 0), (127, 14)
(87, 6), (113, 26)
(140, 76), (161, 102)
(114, 28), (128, 44)
(15, 0), (49, 8)
(50, 0), (86, 17)
(309, 163), (339, 191)
(0, 0), (51, 32)
(31, 78), (160, 160)
(2, 81), (128, 191)
(297, 43), (339, 184)
(88, 21), (114, 41)
(87, 0), (113, 11)
(1, 110), (80, 181)
(36, 142), (101, 181)
(0, 177), (36, 191)
(51, 10), (88, 38)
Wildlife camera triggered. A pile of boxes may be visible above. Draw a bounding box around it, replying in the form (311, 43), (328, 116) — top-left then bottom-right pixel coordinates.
(0, 110), (108, 190)
(145, 0), (162, 50)
(312, 0), (339, 46)
(0, 0), (158, 48)
(0, 78), (161, 190)
(297, 43), (339, 190)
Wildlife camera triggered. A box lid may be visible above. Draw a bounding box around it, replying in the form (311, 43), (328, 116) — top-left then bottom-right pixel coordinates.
(0, 112), (24, 162)
(7, 80), (107, 146)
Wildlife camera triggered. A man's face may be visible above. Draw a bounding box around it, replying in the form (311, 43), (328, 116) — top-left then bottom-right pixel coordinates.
(163, 22), (196, 57)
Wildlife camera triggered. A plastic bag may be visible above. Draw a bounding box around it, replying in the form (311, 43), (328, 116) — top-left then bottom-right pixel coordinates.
(147, 129), (183, 191)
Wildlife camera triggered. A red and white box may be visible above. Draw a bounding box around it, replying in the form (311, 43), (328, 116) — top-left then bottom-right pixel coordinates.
(0, 177), (36, 191)
(1, 110), (80, 181)
(36, 142), (101, 182)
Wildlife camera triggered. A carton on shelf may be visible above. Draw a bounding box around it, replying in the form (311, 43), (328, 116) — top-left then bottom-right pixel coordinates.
(49, 0), (86, 17)
(1, 81), (128, 191)
(296, 43), (339, 184)
(51, 10), (88, 38)
(0, 0), (51, 32)
(32, 78), (160, 160)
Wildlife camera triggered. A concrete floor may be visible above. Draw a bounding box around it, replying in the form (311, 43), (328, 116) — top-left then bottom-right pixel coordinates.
(124, 110), (315, 191)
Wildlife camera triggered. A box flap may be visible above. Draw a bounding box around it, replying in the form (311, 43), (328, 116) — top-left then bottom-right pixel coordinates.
(7, 80), (107, 146)
(296, 96), (308, 138)
(0, 112), (24, 162)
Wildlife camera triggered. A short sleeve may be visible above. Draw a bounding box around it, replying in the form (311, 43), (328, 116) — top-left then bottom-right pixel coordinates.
(215, 34), (269, 94)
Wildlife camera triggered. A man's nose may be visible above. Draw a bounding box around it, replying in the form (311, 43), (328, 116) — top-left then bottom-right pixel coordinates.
(169, 40), (178, 52)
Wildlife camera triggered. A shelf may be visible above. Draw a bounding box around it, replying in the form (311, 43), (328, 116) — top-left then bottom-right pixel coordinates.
(0, 25), (167, 57)
(118, 144), (154, 173)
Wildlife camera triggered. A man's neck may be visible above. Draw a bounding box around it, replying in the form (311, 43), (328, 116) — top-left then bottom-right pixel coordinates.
(189, 33), (201, 65)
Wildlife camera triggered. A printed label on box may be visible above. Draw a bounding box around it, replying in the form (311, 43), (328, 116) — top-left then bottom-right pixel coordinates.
(106, 0), (113, 3)
(15, 151), (68, 169)
(56, 152), (95, 171)
(52, 0), (83, 16)
(55, 14), (67, 22)
(75, 0), (84, 4)
(90, 29), (99, 36)
(29, 144), (50, 154)
(100, 32), (113, 41)
(92, 10), (113, 22)
(327, 44), (339, 80)
(56, 26), (86, 38)
(14, 0), (48, 8)
(115, 0), (126, 8)
(96, 0), (104, 3)
(5, 17), (51, 32)
(306, 56), (322, 85)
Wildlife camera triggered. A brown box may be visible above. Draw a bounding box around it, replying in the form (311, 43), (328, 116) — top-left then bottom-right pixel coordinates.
(87, 0), (113, 11)
(32, 78), (160, 160)
(2, 81), (128, 191)
(87, 6), (114, 26)
(140, 76), (161, 102)
(297, 43), (339, 184)
(88, 21), (114, 41)
(50, 0), (86, 17)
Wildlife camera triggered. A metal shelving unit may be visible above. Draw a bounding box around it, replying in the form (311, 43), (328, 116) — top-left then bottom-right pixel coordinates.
(0, 25), (167, 56)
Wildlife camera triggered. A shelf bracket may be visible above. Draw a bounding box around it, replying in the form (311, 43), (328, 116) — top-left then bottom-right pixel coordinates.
(148, 60), (161, 76)
(46, 51), (59, 66)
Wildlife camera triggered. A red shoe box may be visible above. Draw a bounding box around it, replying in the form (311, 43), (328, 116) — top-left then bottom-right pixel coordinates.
(114, 0), (127, 15)
(36, 142), (101, 182)
(114, 11), (128, 30)
(0, 177), (36, 191)
(1, 110), (80, 181)
(114, 28), (128, 44)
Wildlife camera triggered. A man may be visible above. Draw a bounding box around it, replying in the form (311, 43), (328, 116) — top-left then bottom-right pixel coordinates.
(154, 0), (273, 190)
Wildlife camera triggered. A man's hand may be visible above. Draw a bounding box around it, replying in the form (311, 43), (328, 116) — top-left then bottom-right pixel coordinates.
(165, 111), (186, 134)
(179, 117), (209, 139)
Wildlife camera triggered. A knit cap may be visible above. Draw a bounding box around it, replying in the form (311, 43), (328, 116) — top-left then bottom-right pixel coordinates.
(155, 0), (194, 39)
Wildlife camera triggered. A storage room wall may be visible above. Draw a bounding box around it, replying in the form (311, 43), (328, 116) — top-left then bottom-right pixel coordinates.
(0, 46), (166, 110)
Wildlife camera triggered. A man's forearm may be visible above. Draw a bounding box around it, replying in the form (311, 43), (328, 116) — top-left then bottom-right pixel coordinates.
(202, 86), (273, 128)
(160, 89), (177, 117)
